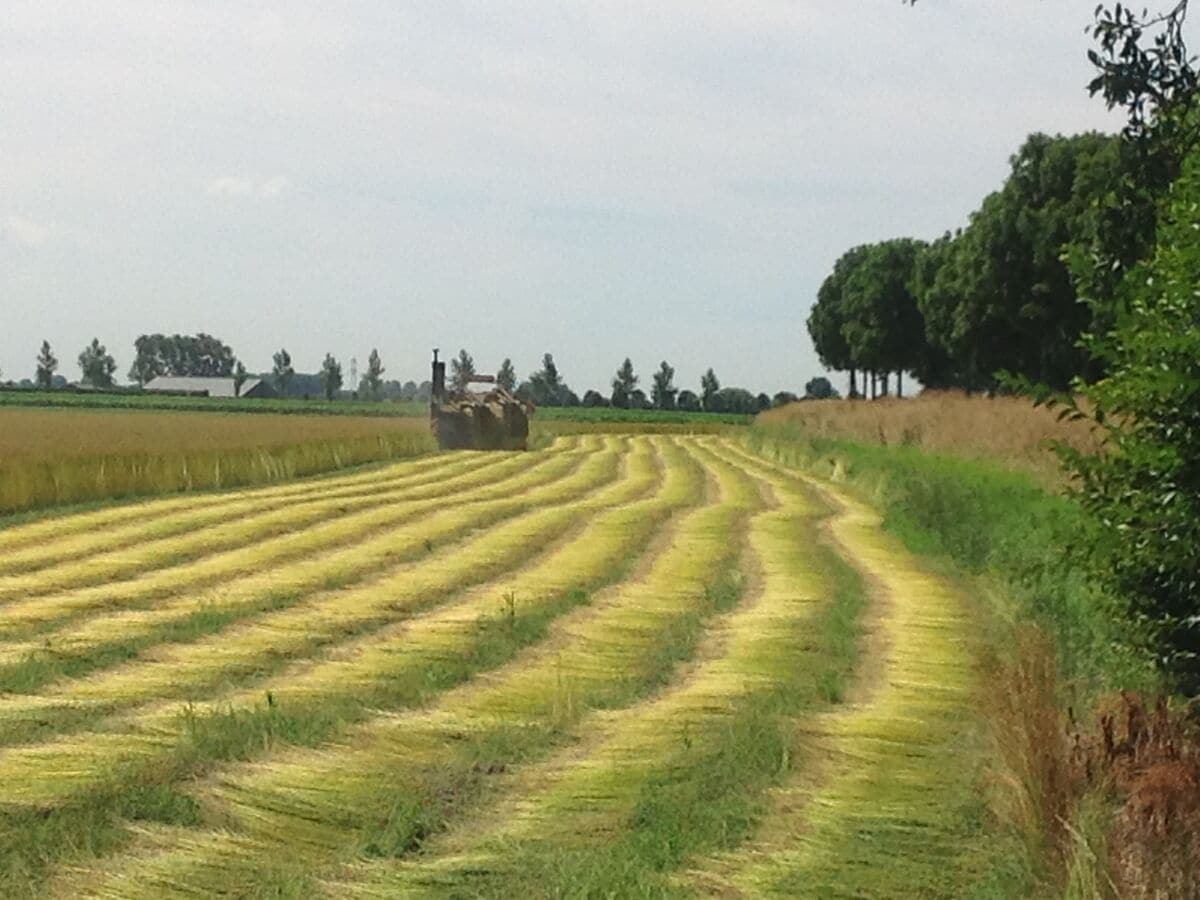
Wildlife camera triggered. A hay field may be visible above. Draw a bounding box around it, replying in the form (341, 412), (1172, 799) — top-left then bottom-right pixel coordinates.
(0, 408), (434, 516)
(758, 390), (1102, 479)
(0, 434), (998, 897)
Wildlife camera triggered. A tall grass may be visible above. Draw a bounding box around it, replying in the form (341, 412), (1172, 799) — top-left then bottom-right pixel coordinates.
(758, 391), (1103, 483)
(0, 414), (436, 515)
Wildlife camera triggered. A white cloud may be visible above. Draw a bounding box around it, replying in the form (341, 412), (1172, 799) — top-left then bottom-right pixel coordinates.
(206, 175), (292, 199)
(0, 214), (52, 247)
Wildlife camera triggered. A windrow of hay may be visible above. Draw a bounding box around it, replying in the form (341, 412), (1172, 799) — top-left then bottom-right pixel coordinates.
(0, 440), (601, 637)
(50, 442), (759, 897)
(0, 451), (531, 598)
(0, 450), (486, 578)
(321, 438), (838, 896)
(687, 454), (984, 898)
(0, 437), (633, 723)
(758, 391), (1102, 481)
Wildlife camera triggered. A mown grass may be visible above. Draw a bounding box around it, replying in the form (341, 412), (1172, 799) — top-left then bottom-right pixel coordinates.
(536, 406), (752, 426)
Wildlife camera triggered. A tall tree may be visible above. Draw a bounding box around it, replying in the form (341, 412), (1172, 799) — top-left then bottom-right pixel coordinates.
(525, 353), (570, 406)
(700, 368), (721, 411)
(233, 361), (248, 396)
(78, 338), (116, 388)
(363, 348), (385, 400)
(650, 360), (678, 410)
(128, 333), (237, 383)
(272, 349), (294, 396)
(496, 358), (517, 392)
(804, 376), (836, 400)
(808, 245), (871, 399)
(319, 353), (343, 401)
(450, 349), (475, 392)
(612, 358), (638, 408)
(35, 340), (57, 390)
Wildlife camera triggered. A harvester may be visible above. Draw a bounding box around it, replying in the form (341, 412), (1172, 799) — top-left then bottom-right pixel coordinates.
(430, 350), (532, 451)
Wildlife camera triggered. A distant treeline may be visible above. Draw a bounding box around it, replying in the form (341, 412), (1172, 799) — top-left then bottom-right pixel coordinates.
(809, 131), (1163, 396)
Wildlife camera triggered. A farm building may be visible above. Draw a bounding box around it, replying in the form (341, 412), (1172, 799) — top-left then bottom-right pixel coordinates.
(143, 376), (277, 399)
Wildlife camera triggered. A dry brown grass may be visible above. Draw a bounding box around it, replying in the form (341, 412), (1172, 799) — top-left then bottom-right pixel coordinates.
(758, 391), (1103, 479)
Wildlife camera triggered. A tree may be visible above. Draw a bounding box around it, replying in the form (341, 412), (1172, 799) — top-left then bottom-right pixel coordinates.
(712, 387), (758, 414)
(450, 349), (475, 392)
(700, 368), (721, 411)
(272, 349), (294, 396)
(525, 353), (572, 406)
(808, 246), (870, 399)
(35, 340), (57, 389)
(773, 391), (799, 407)
(363, 348), (385, 400)
(233, 361), (248, 396)
(650, 360), (677, 410)
(496, 358), (517, 392)
(612, 358), (638, 408)
(128, 333), (237, 384)
(582, 389), (609, 407)
(319, 353), (343, 400)
(755, 392), (772, 412)
(78, 338), (116, 388)
(677, 390), (701, 412)
(804, 377), (836, 400)
(1053, 147), (1200, 691)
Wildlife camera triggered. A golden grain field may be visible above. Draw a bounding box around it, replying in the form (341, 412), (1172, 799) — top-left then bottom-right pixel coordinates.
(0, 434), (992, 898)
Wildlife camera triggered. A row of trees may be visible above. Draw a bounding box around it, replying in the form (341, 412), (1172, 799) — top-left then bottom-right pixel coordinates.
(443, 349), (835, 412)
(12, 338), (834, 411)
(809, 130), (1167, 395)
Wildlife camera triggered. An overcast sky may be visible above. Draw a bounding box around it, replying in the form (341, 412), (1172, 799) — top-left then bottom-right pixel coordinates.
(1, 1), (1129, 394)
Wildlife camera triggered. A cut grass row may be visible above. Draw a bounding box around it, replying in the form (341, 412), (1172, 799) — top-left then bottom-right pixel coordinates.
(0, 437), (635, 731)
(0, 441), (600, 638)
(0, 450), (488, 578)
(0, 451), (539, 598)
(44, 441), (756, 897)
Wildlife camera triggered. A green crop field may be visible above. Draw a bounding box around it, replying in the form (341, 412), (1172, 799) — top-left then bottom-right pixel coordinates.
(0, 389), (427, 418)
(0, 433), (1003, 898)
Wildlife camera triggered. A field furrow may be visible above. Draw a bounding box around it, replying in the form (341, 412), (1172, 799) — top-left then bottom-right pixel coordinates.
(47, 441), (763, 898)
(0, 450), (502, 579)
(0, 438), (602, 638)
(0, 435), (637, 734)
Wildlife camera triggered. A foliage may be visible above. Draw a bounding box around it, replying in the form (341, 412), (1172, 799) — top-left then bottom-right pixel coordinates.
(581, 389), (609, 407)
(1051, 150), (1200, 692)
(495, 358), (516, 393)
(677, 389), (701, 412)
(319, 354), (343, 401)
(803, 377), (835, 400)
(272, 349), (294, 397)
(77, 339), (116, 389)
(35, 341), (57, 390)
(128, 333), (236, 385)
(841, 238), (926, 386)
(650, 360), (677, 410)
(522, 353), (576, 406)
(449, 349), (475, 393)
(362, 349), (385, 400)
(700, 367), (721, 411)
(233, 361), (248, 395)
(612, 357), (638, 408)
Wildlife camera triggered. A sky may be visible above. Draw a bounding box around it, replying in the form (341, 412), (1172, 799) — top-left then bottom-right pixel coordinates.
(0, 1), (1130, 395)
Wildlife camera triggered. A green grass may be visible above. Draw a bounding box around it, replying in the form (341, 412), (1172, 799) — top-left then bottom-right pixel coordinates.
(0, 388), (427, 417)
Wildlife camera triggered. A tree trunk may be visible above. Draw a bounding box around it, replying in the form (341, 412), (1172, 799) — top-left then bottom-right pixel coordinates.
(897, 370), (903, 398)
(869, 372), (876, 400)
(849, 368), (858, 399)
(882, 372), (890, 396)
